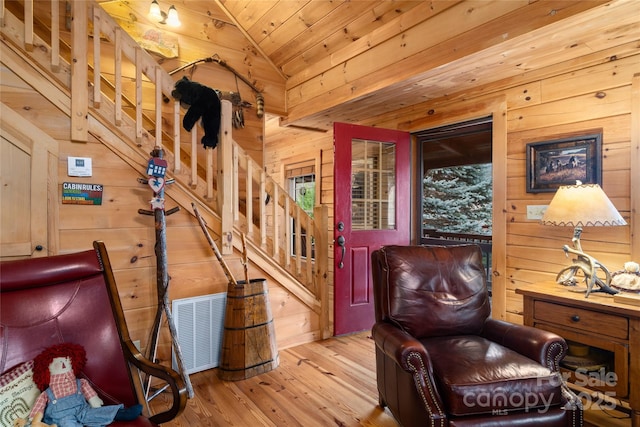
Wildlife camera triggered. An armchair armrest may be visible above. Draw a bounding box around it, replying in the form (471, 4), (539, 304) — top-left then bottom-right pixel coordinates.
(372, 321), (446, 424)
(481, 318), (568, 371)
(121, 339), (188, 425)
(372, 322), (433, 372)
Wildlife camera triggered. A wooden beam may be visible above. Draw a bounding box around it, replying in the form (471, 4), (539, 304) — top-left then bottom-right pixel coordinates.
(213, 0), (286, 81)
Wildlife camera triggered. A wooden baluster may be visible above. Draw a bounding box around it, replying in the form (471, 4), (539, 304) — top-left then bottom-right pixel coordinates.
(306, 212), (313, 287)
(51, 0), (59, 72)
(190, 125), (197, 187)
(284, 195), (290, 269)
(207, 146), (214, 199)
(135, 49), (142, 142)
(272, 184), (279, 259)
(114, 28), (122, 126)
(294, 204), (301, 274)
(246, 157), (254, 236)
(233, 144), (239, 222)
(24, 0), (33, 51)
(173, 98), (181, 173)
(92, 4), (100, 107)
(154, 67), (162, 147)
(260, 169), (267, 248)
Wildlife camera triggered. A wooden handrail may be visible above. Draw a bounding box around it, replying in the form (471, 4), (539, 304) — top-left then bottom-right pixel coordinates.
(1, 0), (327, 302)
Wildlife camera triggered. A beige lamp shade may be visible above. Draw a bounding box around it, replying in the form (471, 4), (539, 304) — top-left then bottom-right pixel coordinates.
(541, 183), (626, 227)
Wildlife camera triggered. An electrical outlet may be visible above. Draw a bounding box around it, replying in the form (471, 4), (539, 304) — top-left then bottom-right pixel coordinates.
(527, 205), (548, 220)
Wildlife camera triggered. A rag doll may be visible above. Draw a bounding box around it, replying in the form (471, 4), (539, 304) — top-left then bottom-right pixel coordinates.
(25, 343), (141, 427)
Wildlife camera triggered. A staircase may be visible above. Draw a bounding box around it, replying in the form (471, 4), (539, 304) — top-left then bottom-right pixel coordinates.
(0, 0), (330, 336)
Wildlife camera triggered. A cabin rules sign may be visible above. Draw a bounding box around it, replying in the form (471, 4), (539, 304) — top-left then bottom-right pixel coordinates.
(62, 182), (103, 205)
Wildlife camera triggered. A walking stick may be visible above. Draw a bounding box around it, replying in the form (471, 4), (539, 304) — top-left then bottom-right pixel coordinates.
(241, 233), (250, 284)
(192, 202), (238, 286)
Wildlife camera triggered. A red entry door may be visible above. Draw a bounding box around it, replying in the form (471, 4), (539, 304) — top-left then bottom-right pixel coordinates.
(333, 123), (410, 335)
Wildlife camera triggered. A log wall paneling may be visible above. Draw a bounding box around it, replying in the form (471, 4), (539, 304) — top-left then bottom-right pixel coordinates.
(265, 52), (639, 330)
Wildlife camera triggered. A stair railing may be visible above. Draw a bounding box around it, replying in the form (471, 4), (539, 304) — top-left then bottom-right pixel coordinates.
(1, 0), (328, 303)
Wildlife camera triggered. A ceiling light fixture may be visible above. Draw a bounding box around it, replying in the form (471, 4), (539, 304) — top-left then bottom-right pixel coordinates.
(149, 0), (181, 27)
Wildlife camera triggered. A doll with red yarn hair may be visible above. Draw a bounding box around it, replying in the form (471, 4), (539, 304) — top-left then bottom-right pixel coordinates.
(26, 343), (141, 427)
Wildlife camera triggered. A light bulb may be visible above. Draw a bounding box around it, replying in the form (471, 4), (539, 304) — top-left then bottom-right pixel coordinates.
(166, 5), (181, 27)
(148, 0), (162, 20)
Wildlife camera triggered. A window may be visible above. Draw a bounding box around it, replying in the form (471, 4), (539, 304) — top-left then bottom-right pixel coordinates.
(287, 171), (315, 259)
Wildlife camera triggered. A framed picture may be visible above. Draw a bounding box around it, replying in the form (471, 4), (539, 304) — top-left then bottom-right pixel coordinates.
(526, 133), (602, 193)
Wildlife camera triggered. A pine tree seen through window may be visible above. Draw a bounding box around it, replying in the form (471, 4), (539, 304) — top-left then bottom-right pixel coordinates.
(423, 163), (492, 235)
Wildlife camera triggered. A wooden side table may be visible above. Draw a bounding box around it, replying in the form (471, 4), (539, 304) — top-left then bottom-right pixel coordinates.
(517, 282), (640, 427)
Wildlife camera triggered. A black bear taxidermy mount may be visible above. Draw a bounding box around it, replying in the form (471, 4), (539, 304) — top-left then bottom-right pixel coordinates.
(171, 76), (221, 149)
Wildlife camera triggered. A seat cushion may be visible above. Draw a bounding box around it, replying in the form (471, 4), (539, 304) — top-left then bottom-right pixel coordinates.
(423, 335), (563, 416)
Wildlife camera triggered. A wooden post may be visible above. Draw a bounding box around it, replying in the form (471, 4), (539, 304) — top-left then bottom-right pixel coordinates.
(314, 205), (330, 339)
(70, 0), (88, 142)
(219, 100), (234, 254)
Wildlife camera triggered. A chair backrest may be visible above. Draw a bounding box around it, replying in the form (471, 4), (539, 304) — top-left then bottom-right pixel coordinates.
(371, 244), (490, 338)
(0, 244), (138, 407)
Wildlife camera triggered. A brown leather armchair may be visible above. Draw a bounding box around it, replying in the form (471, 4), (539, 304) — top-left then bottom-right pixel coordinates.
(0, 241), (187, 426)
(371, 245), (582, 427)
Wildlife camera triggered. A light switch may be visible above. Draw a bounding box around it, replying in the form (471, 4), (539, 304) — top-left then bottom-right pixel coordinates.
(527, 205), (548, 220)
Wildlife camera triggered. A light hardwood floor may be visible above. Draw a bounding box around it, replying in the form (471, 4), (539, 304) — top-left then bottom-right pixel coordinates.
(149, 332), (397, 426)
(149, 331), (632, 427)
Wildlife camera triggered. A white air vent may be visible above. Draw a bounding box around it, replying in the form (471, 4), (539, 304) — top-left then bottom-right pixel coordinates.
(172, 292), (226, 374)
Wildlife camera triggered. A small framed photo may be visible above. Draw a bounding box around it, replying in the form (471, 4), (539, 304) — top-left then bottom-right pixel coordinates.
(526, 133), (602, 193)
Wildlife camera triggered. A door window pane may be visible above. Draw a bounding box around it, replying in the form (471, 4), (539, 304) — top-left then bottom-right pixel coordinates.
(351, 139), (395, 230)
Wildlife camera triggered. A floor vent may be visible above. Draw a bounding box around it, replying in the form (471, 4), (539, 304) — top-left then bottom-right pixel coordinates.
(172, 292), (226, 374)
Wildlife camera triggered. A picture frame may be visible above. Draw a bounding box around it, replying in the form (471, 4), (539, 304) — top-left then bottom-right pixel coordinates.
(526, 133), (602, 193)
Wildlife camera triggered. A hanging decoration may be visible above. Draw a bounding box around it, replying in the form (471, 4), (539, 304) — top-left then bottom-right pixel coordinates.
(168, 54), (264, 124)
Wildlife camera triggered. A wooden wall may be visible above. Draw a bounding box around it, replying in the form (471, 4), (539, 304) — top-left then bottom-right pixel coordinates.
(2, 0), (639, 360)
(265, 42), (640, 327)
(0, 61), (318, 368)
(2, 0), (319, 367)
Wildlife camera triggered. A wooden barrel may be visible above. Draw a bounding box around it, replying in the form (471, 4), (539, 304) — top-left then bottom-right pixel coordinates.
(218, 278), (279, 381)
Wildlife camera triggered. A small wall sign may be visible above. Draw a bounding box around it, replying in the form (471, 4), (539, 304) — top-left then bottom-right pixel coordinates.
(67, 157), (93, 177)
(62, 182), (103, 205)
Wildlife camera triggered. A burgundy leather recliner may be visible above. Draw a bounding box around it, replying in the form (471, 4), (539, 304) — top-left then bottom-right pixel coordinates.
(0, 241), (187, 426)
(371, 244), (582, 427)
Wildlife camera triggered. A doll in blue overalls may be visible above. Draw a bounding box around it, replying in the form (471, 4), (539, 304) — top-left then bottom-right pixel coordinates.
(27, 343), (141, 427)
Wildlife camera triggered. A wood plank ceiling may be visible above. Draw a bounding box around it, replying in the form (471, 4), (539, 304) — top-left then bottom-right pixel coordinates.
(214, 0), (640, 131)
(105, 0), (640, 132)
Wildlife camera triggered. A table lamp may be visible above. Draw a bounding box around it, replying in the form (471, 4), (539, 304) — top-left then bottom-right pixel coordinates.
(541, 181), (627, 297)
